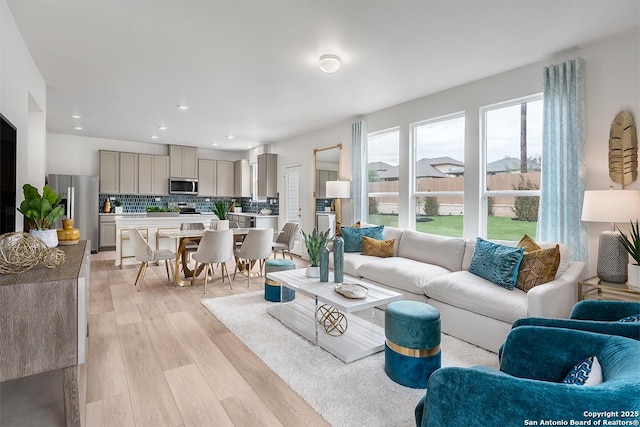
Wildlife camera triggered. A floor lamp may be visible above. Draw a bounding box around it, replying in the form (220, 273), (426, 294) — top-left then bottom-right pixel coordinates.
(326, 180), (351, 225)
(581, 189), (640, 283)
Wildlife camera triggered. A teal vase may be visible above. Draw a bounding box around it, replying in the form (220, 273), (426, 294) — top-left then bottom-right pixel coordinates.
(319, 245), (329, 282)
(333, 236), (344, 283)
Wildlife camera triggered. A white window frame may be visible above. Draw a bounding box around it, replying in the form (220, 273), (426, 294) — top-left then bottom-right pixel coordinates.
(479, 94), (542, 237)
(366, 127), (400, 224)
(411, 112), (465, 232)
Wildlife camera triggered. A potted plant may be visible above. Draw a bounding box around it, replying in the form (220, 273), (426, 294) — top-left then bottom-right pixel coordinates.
(112, 199), (123, 214)
(301, 228), (329, 277)
(324, 200), (332, 212)
(17, 183), (65, 247)
(212, 201), (230, 230)
(617, 220), (640, 290)
(145, 206), (179, 217)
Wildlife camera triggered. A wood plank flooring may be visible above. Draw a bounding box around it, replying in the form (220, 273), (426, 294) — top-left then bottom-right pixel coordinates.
(2, 250), (329, 427)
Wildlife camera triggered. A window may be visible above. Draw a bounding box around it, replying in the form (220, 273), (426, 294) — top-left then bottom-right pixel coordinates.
(412, 114), (465, 237)
(367, 128), (399, 227)
(482, 96), (542, 240)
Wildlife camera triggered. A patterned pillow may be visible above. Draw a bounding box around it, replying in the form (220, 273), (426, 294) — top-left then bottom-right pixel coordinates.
(516, 244), (561, 292)
(342, 225), (384, 252)
(619, 314), (640, 322)
(335, 221), (360, 237)
(562, 356), (603, 386)
(517, 234), (541, 252)
(468, 238), (524, 290)
(361, 236), (395, 258)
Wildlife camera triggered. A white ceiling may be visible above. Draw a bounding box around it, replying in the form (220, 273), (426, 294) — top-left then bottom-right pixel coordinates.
(8, 0), (639, 151)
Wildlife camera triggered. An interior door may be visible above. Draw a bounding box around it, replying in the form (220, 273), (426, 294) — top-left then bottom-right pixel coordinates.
(284, 166), (303, 256)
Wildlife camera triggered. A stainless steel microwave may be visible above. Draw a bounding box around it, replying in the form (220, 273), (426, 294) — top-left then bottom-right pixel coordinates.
(169, 178), (199, 195)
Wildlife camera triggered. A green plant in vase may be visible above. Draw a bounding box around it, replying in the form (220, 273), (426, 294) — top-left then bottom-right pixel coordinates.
(617, 220), (640, 290)
(301, 228), (329, 277)
(17, 184), (65, 247)
(212, 201), (230, 220)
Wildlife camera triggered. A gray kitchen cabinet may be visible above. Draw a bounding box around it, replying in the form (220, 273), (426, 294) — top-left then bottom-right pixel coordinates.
(99, 215), (116, 248)
(170, 145), (198, 178)
(119, 152), (138, 194)
(234, 159), (250, 197)
(315, 169), (338, 198)
(99, 150), (119, 193)
(139, 154), (169, 195)
(216, 160), (235, 197)
(257, 153), (277, 198)
(198, 159), (217, 197)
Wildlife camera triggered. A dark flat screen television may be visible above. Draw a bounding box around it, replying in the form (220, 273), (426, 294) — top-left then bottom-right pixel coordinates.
(0, 113), (17, 234)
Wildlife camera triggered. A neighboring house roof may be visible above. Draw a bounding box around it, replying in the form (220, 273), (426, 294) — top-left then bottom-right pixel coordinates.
(368, 161), (395, 172)
(416, 159), (449, 178)
(425, 156), (464, 167)
(449, 156), (541, 175)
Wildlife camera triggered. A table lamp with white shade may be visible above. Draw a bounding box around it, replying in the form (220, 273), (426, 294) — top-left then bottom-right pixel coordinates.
(326, 180), (351, 225)
(581, 189), (640, 283)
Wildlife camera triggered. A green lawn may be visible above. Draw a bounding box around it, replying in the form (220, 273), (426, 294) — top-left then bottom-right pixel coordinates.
(368, 214), (537, 241)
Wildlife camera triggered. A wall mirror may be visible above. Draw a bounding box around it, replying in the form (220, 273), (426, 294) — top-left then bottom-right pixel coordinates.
(313, 144), (342, 200)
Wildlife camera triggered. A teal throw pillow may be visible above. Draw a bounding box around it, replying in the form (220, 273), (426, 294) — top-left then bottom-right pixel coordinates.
(342, 225), (384, 252)
(468, 238), (524, 290)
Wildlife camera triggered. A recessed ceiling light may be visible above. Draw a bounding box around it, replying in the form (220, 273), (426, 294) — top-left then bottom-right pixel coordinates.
(71, 114), (81, 119)
(318, 54), (341, 73)
(177, 105), (189, 110)
(158, 125), (167, 131)
(150, 135), (159, 139)
(227, 134), (234, 139)
(73, 126), (83, 130)
(211, 142), (218, 146)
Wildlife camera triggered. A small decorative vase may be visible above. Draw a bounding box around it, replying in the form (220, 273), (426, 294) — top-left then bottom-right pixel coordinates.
(628, 264), (640, 290)
(103, 198), (111, 213)
(306, 266), (320, 278)
(57, 218), (80, 245)
(333, 235), (344, 283)
(319, 245), (329, 282)
(30, 229), (58, 248)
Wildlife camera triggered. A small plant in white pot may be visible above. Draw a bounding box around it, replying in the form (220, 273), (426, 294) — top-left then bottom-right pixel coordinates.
(301, 228), (329, 277)
(17, 184), (65, 247)
(212, 201), (230, 230)
(617, 220), (640, 290)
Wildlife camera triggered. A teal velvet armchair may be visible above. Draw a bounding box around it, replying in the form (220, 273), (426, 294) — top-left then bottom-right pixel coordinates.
(512, 300), (640, 340)
(415, 326), (640, 427)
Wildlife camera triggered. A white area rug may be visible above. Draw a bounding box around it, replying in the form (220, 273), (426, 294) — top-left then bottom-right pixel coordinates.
(202, 292), (498, 427)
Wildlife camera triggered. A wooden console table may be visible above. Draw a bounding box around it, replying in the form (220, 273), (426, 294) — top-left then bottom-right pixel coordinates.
(0, 240), (90, 427)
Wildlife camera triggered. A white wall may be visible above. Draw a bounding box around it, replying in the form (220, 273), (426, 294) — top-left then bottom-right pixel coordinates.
(46, 132), (242, 177)
(1, 0), (47, 230)
(270, 28), (639, 275)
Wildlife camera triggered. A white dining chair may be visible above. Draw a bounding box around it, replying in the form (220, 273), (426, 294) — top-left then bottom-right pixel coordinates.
(233, 228), (274, 287)
(192, 229), (235, 293)
(128, 227), (175, 291)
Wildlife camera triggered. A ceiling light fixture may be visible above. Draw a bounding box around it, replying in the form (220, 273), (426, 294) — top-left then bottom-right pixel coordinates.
(318, 54), (341, 74)
(158, 125), (167, 131)
(150, 135), (159, 139)
(227, 134), (234, 139)
(177, 104), (189, 110)
(73, 126), (83, 130)
(71, 114), (81, 119)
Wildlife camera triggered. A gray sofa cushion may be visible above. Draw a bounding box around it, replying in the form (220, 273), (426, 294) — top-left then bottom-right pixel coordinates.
(397, 230), (466, 272)
(357, 257), (450, 295)
(424, 270), (528, 324)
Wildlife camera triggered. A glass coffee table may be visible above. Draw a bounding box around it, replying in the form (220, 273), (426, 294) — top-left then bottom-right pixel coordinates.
(266, 268), (402, 363)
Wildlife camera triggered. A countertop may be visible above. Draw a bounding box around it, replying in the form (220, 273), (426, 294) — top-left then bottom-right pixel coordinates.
(228, 212), (278, 218)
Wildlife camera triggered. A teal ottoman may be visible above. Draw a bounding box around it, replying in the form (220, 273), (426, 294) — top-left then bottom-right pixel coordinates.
(385, 301), (441, 388)
(264, 258), (296, 302)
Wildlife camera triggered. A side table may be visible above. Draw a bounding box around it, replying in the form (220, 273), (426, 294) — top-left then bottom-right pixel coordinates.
(578, 276), (640, 302)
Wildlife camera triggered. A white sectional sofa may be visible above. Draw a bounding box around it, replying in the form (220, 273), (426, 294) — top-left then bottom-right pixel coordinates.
(332, 226), (587, 352)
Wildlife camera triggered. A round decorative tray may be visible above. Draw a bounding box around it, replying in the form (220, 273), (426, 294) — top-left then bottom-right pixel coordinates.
(335, 283), (368, 299)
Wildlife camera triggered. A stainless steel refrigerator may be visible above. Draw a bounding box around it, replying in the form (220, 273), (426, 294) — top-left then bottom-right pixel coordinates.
(48, 174), (99, 253)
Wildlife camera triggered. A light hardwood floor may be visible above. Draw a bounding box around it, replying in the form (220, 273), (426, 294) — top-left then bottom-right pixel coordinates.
(2, 250), (329, 427)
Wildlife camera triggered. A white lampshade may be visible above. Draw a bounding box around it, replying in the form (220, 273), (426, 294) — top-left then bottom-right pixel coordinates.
(581, 190), (640, 223)
(326, 180), (350, 199)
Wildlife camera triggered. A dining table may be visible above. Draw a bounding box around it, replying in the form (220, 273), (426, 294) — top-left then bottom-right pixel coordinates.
(157, 227), (268, 286)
